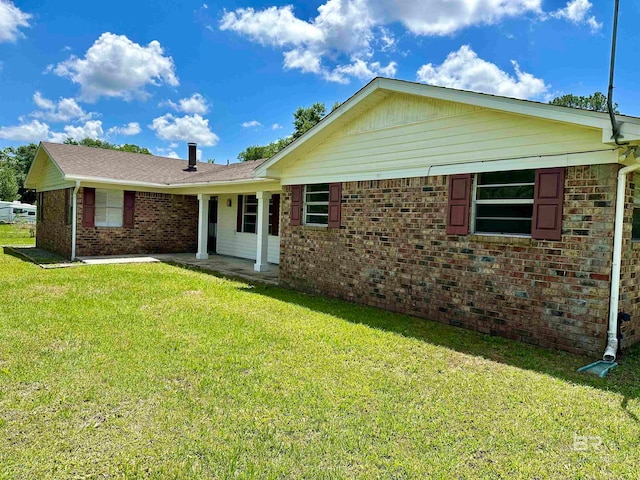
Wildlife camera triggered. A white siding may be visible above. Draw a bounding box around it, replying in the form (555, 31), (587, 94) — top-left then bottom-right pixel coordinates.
(280, 92), (614, 185)
(215, 193), (280, 264)
(39, 157), (72, 191)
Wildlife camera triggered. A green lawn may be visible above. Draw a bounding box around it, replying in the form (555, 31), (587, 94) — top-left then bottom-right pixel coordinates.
(0, 223), (36, 246)
(0, 246), (639, 478)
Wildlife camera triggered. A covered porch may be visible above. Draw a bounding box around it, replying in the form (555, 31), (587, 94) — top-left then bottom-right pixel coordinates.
(194, 189), (281, 274)
(78, 252), (279, 285)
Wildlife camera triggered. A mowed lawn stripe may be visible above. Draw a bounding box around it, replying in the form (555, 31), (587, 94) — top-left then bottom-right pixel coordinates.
(0, 250), (638, 478)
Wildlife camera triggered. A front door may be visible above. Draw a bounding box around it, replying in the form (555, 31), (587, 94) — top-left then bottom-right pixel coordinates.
(208, 197), (218, 254)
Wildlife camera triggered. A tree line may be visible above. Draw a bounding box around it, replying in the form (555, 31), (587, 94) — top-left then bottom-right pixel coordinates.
(0, 92), (617, 202)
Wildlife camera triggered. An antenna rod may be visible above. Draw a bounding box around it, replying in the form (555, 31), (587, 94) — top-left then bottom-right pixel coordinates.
(607, 0), (623, 145)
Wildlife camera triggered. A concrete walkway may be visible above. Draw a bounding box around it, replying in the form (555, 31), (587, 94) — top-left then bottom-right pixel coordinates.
(77, 253), (279, 285)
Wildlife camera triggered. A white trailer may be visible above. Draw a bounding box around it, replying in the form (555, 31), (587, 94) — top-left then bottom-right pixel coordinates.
(0, 200), (37, 224)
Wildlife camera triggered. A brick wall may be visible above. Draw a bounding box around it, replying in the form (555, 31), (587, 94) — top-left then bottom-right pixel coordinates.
(75, 188), (198, 256)
(280, 165), (622, 357)
(36, 188), (71, 257)
(619, 172), (639, 349)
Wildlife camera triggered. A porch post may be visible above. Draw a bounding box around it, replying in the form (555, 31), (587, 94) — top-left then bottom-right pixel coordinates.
(196, 194), (210, 260)
(254, 191), (271, 272)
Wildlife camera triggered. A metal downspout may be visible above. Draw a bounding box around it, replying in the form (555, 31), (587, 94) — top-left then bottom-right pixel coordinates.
(604, 161), (640, 361)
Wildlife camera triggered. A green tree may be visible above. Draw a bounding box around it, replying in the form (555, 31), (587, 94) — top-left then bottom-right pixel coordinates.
(0, 143), (38, 203)
(0, 166), (19, 201)
(63, 137), (151, 154)
(293, 102), (326, 139)
(237, 102), (331, 161)
(549, 92), (619, 113)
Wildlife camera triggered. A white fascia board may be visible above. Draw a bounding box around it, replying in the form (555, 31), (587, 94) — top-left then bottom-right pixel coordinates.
(602, 124), (640, 144)
(64, 174), (277, 191)
(280, 149), (618, 185)
(253, 79), (382, 178)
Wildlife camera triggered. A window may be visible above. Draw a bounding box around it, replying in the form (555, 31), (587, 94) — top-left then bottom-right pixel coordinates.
(238, 194), (280, 235)
(242, 194), (258, 233)
(304, 183), (330, 226)
(95, 189), (124, 227)
(472, 170), (535, 235)
(633, 182), (640, 241)
(37, 192), (44, 221)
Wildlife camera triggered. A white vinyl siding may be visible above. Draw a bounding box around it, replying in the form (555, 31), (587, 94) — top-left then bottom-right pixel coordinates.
(279, 92), (615, 185)
(95, 189), (123, 227)
(215, 194), (280, 264)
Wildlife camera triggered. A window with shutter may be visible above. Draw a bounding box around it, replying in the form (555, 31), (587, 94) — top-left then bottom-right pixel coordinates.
(471, 170), (535, 235)
(328, 183), (342, 229)
(270, 194), (280, 236)
(82, 188), (95, 227)
(123, 191), (135, 228)
(447, 174), (471, 235)
(94, 189), (124, 227)
(303, 183), (330, 226)
(531, 168), (565, 241)
(290, 185), (302, 226)
(236, 194), (281, 235)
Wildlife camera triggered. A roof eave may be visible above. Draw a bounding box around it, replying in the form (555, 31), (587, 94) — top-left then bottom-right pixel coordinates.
(64, 174), (274, 189)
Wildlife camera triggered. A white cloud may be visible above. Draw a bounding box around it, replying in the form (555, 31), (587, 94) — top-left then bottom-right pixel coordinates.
(283, 49), (322, 74)
(53, 32), (179, 102)
(107, 122), (142, 136)
(150, 114), (219, 146)
(161, 93), (209, 114)
(242, 120), (262, 128)
(31, 92), (92, 122)
(551, 0), (601, 32)
(0, 118), (110, 143)
(272, 123), (283, 130)
(416, 45), (548, 100)
(220, 0), (543, 83)
(326, 58), (397, 83)
(0, 120), (49, 142)
(48, 120), (104, 143)
(375, 0), (542, 36)
(0, 0), (31, 43)
(156, 147), (181, 159)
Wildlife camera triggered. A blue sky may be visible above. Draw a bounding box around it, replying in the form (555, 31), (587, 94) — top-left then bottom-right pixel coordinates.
(0, 0), (638, 163)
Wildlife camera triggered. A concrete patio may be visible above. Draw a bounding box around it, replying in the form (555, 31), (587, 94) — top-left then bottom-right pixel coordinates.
(77, 253), (279, 285)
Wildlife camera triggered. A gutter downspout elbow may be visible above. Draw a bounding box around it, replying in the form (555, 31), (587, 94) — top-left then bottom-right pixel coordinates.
(71, 180), (80, 261)
(605, 161), (640, 361)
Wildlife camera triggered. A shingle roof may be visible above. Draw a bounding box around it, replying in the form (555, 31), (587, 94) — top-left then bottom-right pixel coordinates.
(41, 142), (264, 185)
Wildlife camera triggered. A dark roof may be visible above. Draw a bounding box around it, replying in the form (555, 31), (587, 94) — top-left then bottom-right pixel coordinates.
(40, 142), (264, 185)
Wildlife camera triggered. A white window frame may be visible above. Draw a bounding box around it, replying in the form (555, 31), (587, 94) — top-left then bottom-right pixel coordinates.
(241, 194), (258, 233)
(303, 184), (330, 226)
(471, 172), (535, 237)
(95, 188), (124, 228)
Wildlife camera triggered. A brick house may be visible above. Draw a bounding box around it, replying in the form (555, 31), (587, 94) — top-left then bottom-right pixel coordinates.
(25, 78), (640, 360)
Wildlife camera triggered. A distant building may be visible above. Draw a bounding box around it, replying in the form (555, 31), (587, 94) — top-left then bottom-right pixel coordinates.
(0, 200), (37, 224)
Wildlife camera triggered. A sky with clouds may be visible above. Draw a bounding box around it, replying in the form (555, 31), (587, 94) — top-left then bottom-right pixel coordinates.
(0, 0), (638, 163)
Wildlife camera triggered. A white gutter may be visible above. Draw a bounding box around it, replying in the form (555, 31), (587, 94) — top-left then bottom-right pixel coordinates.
(70, 180), (80, 261)
(64, 175), (273, 189)
(604, 158), (640, 361)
